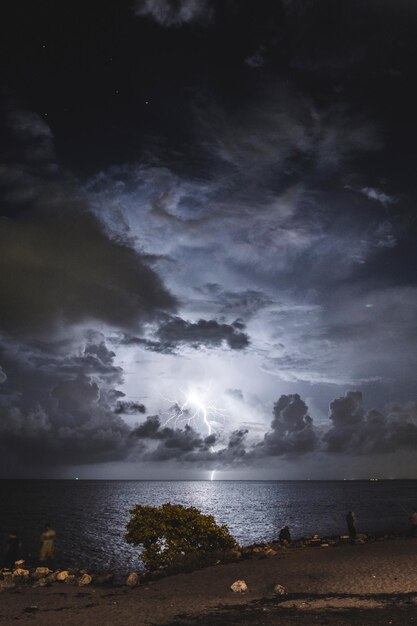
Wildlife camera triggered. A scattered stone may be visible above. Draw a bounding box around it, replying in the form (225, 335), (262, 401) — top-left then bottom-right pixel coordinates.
(0, 573), (15, 589)
(64, 575), (76, 585)
(56, 570), (70, 582)
(23, 606), (39, 613)
(265, 548), (278, 557)
(33, 567), (51, 579)
(78, 573), (92, 586)
(355, 538), (365, 545)
(14, 560), (25, 568)
(32, 578), (48, 588)
(126, 572), (139, 587)
(13, 568), (30, 578)
(273, 584), (286, 595)
(230, 579), (248, 593)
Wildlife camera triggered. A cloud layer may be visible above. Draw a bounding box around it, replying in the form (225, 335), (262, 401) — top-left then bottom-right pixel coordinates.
(134, 0), (210, 26)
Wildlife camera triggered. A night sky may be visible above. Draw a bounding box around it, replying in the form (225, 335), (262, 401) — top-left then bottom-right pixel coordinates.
(1, 0), (417, 478)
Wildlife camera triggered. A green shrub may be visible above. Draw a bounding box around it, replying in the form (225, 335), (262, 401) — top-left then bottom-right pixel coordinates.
(125, 503), (237, 571)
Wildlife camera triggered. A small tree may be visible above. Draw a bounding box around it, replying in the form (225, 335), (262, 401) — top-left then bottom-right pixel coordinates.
(125, 503), (237, 571)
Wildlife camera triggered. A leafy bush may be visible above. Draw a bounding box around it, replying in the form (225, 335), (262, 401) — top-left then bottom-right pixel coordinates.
(125, 503), (237, 571)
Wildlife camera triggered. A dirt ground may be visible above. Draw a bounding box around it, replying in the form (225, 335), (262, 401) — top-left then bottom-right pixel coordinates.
(2, 538), (417, 625)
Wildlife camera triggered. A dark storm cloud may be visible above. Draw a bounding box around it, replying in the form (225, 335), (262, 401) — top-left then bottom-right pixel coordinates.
(0, 110), (177, 339)
(0, 211), (176, 337)
(0, 335), (135, 465)
(133, 415), (162, 438)
(323, 391), (417, 455)
(114, 401), (146, 415)
(132, 415), (248, 465)
(0, 108), (180, 469)
(120, 316), (250, 353)
(132, 415), (215, 462)
(253, 394), (318, 457)
(134, 0), (211, 26)
(132, 391), (417, 465)
(156, 317), (250, 350)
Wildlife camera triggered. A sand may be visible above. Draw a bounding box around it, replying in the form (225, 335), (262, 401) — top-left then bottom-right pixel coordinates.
(2, 537), (417, 625)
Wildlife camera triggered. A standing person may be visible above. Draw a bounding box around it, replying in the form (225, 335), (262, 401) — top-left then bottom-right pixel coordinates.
(39, 524), (56, 563)
(279, 525), (292, 544)
(346, 511), (357, 540)
(409, 508), (417, 537)
(3, 531), (21, 569)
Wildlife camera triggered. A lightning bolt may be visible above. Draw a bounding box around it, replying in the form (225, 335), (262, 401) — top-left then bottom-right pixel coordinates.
(160, 385), (226, 480)
(161, 385), (226, 436)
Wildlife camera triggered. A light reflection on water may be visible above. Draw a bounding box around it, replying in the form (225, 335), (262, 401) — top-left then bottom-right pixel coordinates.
(0, 480), (415, 574)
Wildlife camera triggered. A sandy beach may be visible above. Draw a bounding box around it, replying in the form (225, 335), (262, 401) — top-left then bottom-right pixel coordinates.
(2, 537), (417, 625)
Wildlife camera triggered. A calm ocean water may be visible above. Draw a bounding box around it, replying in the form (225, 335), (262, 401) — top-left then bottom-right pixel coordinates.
(1, 480), (416, 574)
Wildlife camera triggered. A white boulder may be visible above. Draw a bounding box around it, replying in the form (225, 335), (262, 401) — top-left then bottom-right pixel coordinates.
(230, 579), (248, 593)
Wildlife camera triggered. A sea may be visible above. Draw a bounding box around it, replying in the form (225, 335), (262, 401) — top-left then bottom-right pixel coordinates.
(0, 480), (416, 575)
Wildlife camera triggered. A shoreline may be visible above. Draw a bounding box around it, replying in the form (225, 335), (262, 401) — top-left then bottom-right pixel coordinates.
(2, 535), (417, 624)
(2, 528), (412, 583)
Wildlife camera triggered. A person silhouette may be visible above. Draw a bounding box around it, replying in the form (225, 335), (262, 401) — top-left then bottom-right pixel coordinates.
(279, 525), (291, 543)
(39, 524), (56, 563)
(4, 531), (21, 569)
(346, 511), (357, 540)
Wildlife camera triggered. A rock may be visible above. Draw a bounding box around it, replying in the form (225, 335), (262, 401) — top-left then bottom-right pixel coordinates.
(68, 568), (79, 575)
(230, 579), (248, 593)
(273, 584), (286, 595)
(33, 567), (51, 579)
(56, 570), (70, 582)
(357, 533), (367, 540)
(13, 568), (30, 578)
(126, 572), (139, 588)
(354, 538), (365, 545)
(64, 575), (76, 585)
(14, 560), (25, 568)
(0, 573), (15, 589)
(265, 548), (278, 557)
(78, 573), (92, 586)
(45, 572), (57, 583)
(32, 578), (49, 588)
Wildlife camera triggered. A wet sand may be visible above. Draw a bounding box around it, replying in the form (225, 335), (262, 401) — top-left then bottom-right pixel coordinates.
(2, 537), (417, 625)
